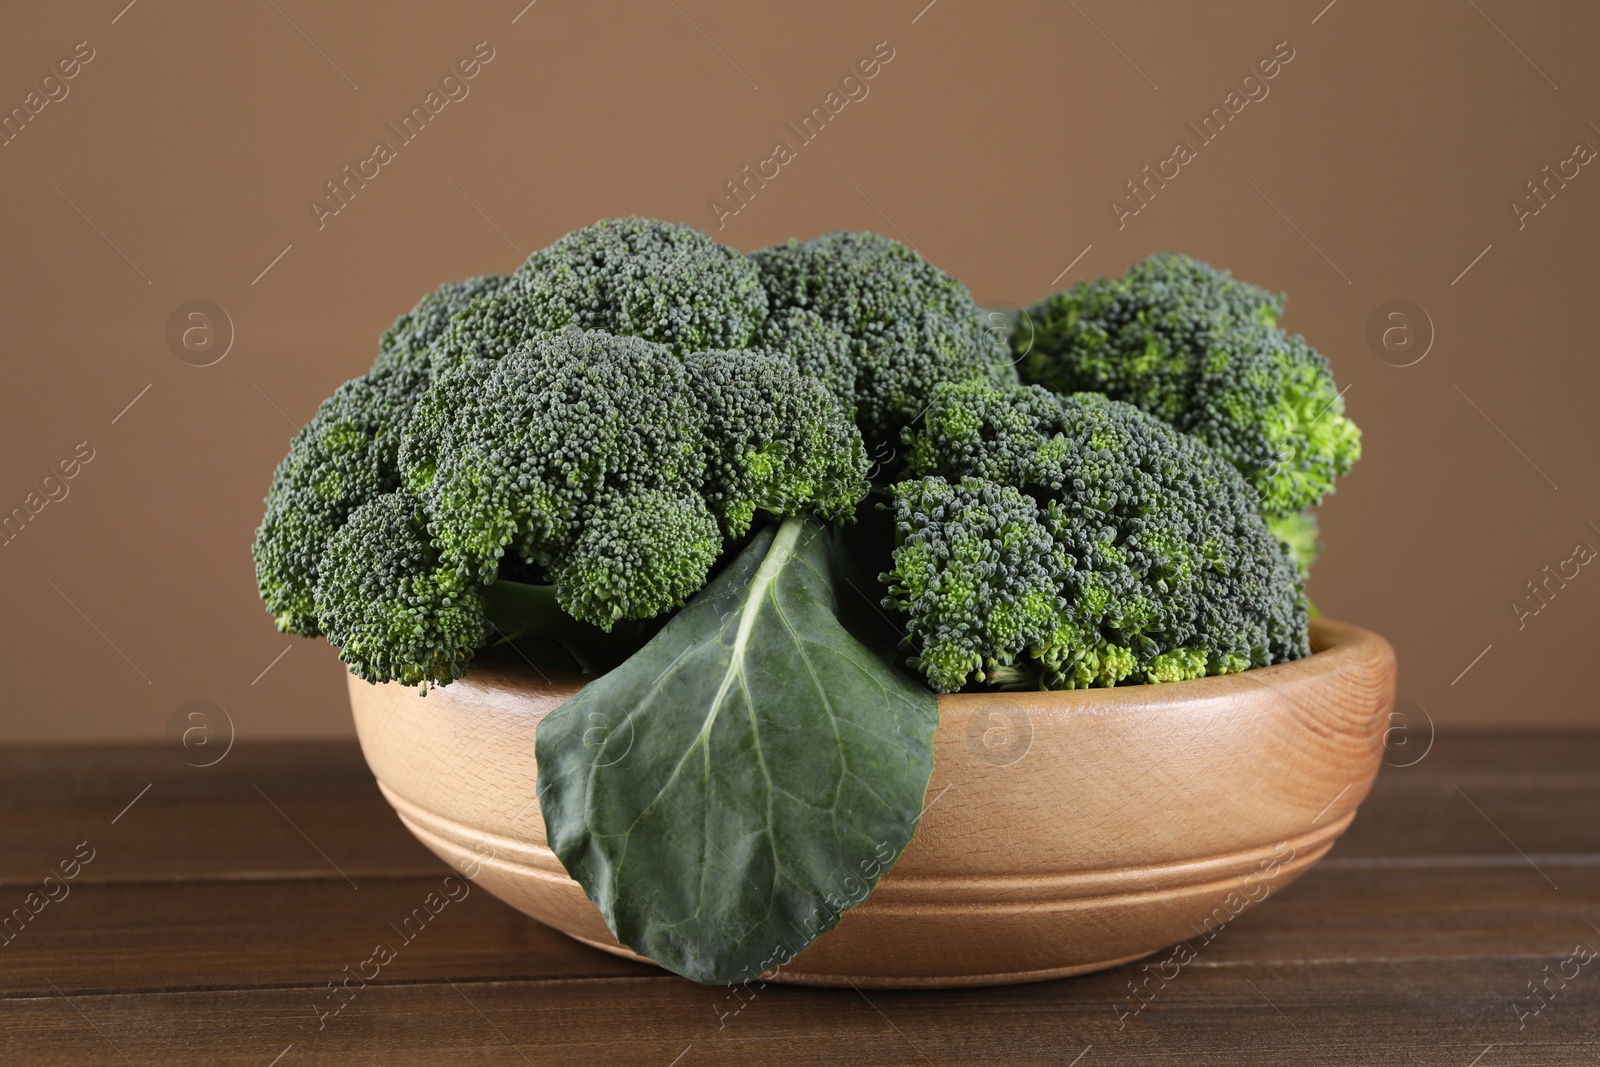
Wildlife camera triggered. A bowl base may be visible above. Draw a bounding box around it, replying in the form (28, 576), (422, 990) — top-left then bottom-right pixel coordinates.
(563, 930), (1156, 988)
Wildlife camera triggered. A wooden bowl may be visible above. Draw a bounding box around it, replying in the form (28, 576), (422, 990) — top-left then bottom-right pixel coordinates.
(348, 618), (1394, 988)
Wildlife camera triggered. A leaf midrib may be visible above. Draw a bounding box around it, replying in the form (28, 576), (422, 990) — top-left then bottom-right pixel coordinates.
(704, 518), (803, 734)
(608, 520), (803, 842)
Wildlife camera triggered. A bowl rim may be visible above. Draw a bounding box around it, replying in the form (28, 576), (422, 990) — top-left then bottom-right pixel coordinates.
(453, 616), (1390, 708)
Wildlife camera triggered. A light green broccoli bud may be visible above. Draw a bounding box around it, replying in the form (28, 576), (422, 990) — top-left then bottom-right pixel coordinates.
(1267, 509), (1322, 574)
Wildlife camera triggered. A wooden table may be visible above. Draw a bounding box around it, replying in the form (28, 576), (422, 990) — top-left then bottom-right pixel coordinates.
(1, 733), (1595, 1065)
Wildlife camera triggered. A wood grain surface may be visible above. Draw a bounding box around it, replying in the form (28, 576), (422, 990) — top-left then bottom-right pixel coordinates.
(1, 732), (1595, 1065)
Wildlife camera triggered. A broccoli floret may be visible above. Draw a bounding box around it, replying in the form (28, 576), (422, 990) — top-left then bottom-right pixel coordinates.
(376, 274), (506, 374)
(752, 306), (857, 416)
(1016, 252), (1359, 518)
(885, 380), (1308, 692)
(885, 476), (1067, 693)
(402, 330), (707, 591)
(252, 362), (429, 635)
(753, 231), (1018, 447)
(424, 217), (769, 372)
(514, 215), (768, 354)
(1239, 330), (1362, 517)
(428, 288), (548, 370)
(687, 350), (868, 537)
(397, 328), (868, 642)
(255, 273), (517, 635)
(314, 491), (489, 688)
(1267, 509), (1321, 574)
(548, 488), (722, 628)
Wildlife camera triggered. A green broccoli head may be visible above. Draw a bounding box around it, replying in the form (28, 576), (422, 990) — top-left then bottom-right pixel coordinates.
(401, 329), (708, 591)
(257, 227), (1344, 696)
(1016, 252), (1358, 518)
(752, 231), (1018, 447)
(314, 491), (489, 688)
(886, 380), (1308, 693)
(885, 476), (1067, 693)
(375, 273), (506, 375)
(687, 349), (868, 538)
(398, 328), (868, 639)
(425, 217), (770, 372)
(512, 215), (769, 354)
(252, 361), (430, 636)
(752, 306), (858, 416)
(548, 488), (723, 629)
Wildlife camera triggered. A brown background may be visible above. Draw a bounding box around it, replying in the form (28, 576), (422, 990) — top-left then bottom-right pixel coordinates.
(1, 0), (1595, 741)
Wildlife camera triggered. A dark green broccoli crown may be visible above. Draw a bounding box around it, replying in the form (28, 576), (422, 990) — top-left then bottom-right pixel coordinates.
(548, 487), (723, 629)
(375, 274), (506, 375)
(427, 288), (549, 371)
(510, 216), (769, 355)
(397, 328), (869, 639)
(886, 380), (1308, 693)
(313, 491), (489, 688)
(425, 218), (769, 374)
(1016, 252), (1358, 517)
(753, 231), (981, 325)
(752, 231), (1018, 446)
(401, 329), (708, 591)
(885, 476), (1068, 693)
(753, 306), (858, 416)
(252, 361), (431, 636)
(687, 350), (868, 538)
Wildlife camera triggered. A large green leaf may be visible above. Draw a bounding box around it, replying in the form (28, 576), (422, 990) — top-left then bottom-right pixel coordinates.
(535, 515), (939, 985)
